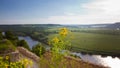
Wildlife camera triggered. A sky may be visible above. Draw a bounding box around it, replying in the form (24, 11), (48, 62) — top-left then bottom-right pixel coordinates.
(0, 0), (120, 24)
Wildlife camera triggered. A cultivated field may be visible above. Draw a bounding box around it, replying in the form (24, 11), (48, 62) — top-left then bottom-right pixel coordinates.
(48, 28), (120, 56)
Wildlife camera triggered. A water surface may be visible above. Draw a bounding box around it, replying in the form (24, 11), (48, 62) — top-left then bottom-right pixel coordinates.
(72, 52), (120, 68)
(18, 36), (39, 49)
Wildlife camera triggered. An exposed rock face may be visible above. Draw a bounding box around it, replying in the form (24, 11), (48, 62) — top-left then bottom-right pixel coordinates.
(9, 51), (20, 62)
(17, 47), (40, 68)
(0, 47), (39, 68)
(0, 50), (20, 62)
(17, 47), (40, 62)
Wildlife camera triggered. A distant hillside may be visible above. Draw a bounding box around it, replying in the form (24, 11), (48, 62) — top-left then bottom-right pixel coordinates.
(0, 23), (120, 29)
(63, 22), (120, 29)
(105, 22), (120, 29)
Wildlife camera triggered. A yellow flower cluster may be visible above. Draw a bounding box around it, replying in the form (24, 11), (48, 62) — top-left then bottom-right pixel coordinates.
(52, 37), (59, 44)
(0, 57), (3, 60)
(5, 56), (9, 60)
(0, 56), (33, 68)
(20, 58), (33, 67)
(59, 27), (68, 36)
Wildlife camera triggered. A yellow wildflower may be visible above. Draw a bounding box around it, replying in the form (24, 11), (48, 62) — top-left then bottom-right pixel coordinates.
(5, 56), (9, 60)
(0, 56), (3, 60)
(5, 64), (8, 68)
(52, 37), (59, 43)
(59, 27), (68, 36)
(29, 60), (33, 66)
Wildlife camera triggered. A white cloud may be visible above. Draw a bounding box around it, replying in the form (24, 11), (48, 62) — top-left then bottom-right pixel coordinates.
(1, 0), (120, 24)
(39, 0), (120, 24)
(82, 0), (120, 15)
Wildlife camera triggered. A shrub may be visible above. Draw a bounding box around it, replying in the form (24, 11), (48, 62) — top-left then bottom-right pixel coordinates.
(32, 43), (46, 57)
(0, 39), (16, 53)
(17, 40), (30, 50)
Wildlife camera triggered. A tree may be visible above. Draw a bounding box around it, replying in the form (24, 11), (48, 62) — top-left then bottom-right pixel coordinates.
(17, 40), (30, 50)
(0, 31), (3, 40)
(5, 31), (18, 40)
(0, 39), (16, 53)
(32, 44), (45, 57)
(5, 31), (18, 46)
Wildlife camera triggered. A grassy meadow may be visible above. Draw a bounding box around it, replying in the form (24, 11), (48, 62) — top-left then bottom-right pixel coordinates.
(48, 28), (120, 56)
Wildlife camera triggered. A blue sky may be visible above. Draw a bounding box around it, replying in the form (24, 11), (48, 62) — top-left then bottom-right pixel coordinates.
(0, 0), (120, 24)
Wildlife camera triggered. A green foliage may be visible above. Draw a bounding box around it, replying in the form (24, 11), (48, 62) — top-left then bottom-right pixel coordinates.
(0, 39), (16, 53)
(0, 56), (33, 68)
(49, 31), (120, 56)
(32, 44), (45, 57)
(5, 31), (18, 40)
(40, 27), (71, 68)
(17, 40), (30, 50)
(4, 31), (18, 46)
(0, 31), (4, 40)
(71, 28), (120, 35)
(30, 31), (48, 44)
(0, 25), (49, 45)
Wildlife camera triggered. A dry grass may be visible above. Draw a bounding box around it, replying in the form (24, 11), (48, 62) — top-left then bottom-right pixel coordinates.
(39, 51), (108, 68)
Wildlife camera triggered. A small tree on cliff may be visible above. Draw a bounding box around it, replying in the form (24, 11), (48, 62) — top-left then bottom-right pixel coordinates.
(32, 44), (45, 57)
(17, 40), (30, 50)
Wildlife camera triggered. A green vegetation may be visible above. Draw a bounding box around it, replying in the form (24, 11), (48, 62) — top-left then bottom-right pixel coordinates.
(4, 31), (18, 46)
(70, 28), (120, 35)
(0, 56), (33, 68)
(1, 24), (119, 56)
(5, 31), (18, 40)
(0, 39), (16, 53)
(69, 32), (120, 53)
(0, 31), (16, 53)
(0, 24), (113, 68)
(17, 40), (30, 50)
(48, 28), (120, 56)
(39, 28), (105, 68)
(40, 28), (71, 68)
(0, 31), (30, 53)
(0, 31), (4, 40)
(32, 43), (46, 57)
(0, 31), (33, 68)
(0, 25), (49, 45)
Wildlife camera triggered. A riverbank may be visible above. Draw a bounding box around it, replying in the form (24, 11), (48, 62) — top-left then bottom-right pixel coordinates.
(7, 47), (107, 68)
(19, 36), (120, 68)
(41, 51), (107, 68)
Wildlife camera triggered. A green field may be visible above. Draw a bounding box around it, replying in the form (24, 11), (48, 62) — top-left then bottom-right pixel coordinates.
(48, 31), (120, 56)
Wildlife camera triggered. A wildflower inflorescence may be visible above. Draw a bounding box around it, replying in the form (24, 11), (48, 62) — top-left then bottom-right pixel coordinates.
(0, 56), (33, 68)
(59, 27), (68, 36)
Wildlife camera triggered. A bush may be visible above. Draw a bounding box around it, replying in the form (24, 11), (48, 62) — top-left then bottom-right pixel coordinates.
(32, 44), (45, 57)
(0, 39), (16, 53)
(0, 31), (4, 40)
(4, 31), (18, 46)
(5, 31), (18, 40)
(17, 40), (30, 50)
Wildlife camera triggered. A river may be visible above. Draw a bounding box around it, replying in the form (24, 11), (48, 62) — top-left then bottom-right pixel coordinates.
(72, 52), (120, 68)
(18, 36), (50, 50)
(18, 36), (39, 49)
(18, 36), (120, 68)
